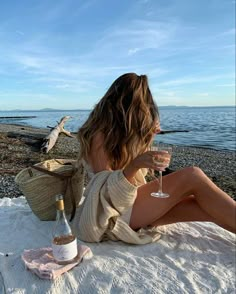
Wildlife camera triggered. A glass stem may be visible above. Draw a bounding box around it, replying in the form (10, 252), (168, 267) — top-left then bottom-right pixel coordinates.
(158, 171), (163, 193)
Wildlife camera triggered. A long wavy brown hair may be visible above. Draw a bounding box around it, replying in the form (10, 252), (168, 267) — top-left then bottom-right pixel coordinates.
(78, 73), (159, 169)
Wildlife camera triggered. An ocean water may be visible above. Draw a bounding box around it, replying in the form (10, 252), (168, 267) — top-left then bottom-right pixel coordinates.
(0, 106), (235, 151)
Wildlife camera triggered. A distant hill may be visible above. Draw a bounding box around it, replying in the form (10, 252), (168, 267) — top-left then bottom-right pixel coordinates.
(159, 105), (189, 108)
(40, 108), (63, 111)
(0, 108), (91, 112)
(39, 108), (92, 112)
(0, 105), (234, 112)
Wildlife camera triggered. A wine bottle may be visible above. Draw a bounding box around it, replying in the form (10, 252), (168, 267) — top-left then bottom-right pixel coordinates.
(52, 194), (78, 264)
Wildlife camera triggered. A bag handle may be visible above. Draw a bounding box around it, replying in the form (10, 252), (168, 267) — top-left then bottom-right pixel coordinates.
(30, 165), (72, 179)
(30, 162), (81, 221)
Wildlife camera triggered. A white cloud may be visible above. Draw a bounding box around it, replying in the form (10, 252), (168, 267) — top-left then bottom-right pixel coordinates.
(13, 55), (43, 69)
(221, 28), (236, 36)
(89, 19), (177, 59)
(157, 74), (234, 87)
(128, 48), (140, 55)
(15, 30), (24, 36)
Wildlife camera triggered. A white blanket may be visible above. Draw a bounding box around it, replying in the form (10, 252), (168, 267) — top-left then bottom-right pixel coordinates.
(0, 197), (235, 294)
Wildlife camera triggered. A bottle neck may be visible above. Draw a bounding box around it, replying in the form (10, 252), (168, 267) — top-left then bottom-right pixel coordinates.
(55, 197), (66, 220)
(53, 207), (72, 238)
(56, 209), (66, 220)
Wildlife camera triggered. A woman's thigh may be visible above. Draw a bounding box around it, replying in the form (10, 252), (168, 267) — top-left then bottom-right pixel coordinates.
(130, 167), (198, 229)
(150, 196), (214, 227)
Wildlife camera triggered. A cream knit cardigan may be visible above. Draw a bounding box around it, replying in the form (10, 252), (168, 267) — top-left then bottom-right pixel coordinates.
(72, 169), (161, 244)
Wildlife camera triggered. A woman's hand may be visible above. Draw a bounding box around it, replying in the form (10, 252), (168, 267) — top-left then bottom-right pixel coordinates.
(123, 151), (168, 183)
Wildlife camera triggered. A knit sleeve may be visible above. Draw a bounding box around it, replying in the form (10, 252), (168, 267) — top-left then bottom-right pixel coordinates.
(74, 170), (138, 243)
(107, 170), (138, 214)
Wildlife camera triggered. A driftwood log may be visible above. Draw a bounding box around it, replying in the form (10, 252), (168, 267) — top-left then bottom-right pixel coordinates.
(41, 116), (75, 153)
(159, 130), (189, 134)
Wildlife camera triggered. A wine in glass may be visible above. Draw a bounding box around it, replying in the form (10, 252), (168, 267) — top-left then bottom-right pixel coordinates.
(151, 143), (172, 198)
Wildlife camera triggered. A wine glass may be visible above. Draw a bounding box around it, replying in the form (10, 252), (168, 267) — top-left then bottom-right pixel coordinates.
(150, 142), (172, 198)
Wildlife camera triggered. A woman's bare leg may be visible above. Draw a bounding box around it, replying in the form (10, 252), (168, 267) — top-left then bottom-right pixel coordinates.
(130, 167), (236, 233)
(150, 196), (235, 233)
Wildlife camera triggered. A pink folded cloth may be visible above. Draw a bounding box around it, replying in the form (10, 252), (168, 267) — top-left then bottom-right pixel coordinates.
(21, 245), (93, 280)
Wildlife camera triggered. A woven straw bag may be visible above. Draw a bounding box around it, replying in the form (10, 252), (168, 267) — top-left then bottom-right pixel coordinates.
(15, 159), (85, 221)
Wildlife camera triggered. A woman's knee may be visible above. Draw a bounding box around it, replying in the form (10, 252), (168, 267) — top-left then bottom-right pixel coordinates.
(184, 166), (205, 178)
(181, 166), (208, 187)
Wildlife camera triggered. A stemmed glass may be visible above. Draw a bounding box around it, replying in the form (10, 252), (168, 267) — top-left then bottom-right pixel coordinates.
(150, 142), (172, 198)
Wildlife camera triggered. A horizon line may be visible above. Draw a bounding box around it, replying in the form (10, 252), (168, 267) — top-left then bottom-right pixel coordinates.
(0, 105), (235, 111)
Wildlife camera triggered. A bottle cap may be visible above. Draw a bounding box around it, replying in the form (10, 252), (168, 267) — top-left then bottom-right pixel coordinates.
(55, 194), (64, 201)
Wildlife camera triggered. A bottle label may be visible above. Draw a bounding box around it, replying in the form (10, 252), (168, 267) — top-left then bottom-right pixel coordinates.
(52, 238), (78, 262)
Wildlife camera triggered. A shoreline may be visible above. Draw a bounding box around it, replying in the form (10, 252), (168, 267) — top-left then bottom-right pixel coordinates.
(0, 123), (235, 199)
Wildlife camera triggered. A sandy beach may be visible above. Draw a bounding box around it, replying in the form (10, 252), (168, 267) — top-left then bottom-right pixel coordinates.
(0, 123), (235, 200)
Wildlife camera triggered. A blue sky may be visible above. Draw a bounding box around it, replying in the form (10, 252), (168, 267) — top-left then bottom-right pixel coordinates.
(0, 0), (235, 110)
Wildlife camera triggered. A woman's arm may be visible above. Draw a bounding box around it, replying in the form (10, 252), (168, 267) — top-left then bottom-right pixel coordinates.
(89, 132), (139, 185)
(123, 163), (140, 183)
(123, 150), (167, 183)
(88, 132), (140, 186)
(89, 132), (163, 184)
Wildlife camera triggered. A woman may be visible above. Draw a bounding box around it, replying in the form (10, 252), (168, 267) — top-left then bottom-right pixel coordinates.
(73, 73), (235, 244)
